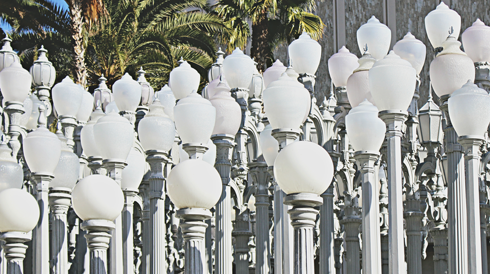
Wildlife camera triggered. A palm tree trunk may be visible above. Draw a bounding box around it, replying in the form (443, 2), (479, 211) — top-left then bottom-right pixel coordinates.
(68, 0), (87, 87)
(251, 8), (270, 73)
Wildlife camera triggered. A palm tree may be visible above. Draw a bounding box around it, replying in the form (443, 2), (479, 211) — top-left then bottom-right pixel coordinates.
(215, 0), (325, 71)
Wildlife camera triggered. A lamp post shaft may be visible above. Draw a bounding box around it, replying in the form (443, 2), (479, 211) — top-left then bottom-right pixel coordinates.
(320, 185), (335, 274)
(59, 116), (78, 150)
(212, 135), (235, 274)
(355, 152), (382, 274)
(147, 152), (169, 274)
(49, 190), (71, 274)
(1, 232), (30, 274)
(341, 208), (361, 274)
(32, 174), (53, 274)
(379, 111), (406, 274)
(82, 220), (115, 274)
(459, 137), (484, 274)
(4, 102), (24, 159)
(123, 190), (137, 274)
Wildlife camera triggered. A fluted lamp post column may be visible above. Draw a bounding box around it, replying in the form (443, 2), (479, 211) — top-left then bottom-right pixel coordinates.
(93, 110), (135, 274)
(448, 82), (490, 274)
(167, 159), (223, 274)
(23, 105), (61, 274)
(369, 51), (416, 273)
(72, 175), (124, 274)
(113, 73), (142, 125)
(0, 189), (40, 274)
(345, 100), (385, 274)
(138, 97), (176, 274)
(274, 141), (334, 274)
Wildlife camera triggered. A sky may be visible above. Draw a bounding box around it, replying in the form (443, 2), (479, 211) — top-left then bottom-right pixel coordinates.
(1, 0), (69, 33)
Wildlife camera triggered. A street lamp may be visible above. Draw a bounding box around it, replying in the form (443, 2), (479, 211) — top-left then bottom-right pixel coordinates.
(357, 16), (391, 60)
(93, 75), (113, 112)
(0, 38), (20, 72)
(346, 51), (376, 108)
(22, 105), (61, 274)
(0, 136), (23, 192)
(0, 188), (39, 274)
(113, 73), (142, 124)
(288, 32), (321, 92)
(80, 105), (105, 173)
(448, 81), (490, 274)
(328, 46), (359, 108)
(167, 159), (222, 274)
(369, 50), (416, 273)
(273, 141), (333, 274)
(223, 48), (255, 93)
(208, 48), (225, 82)
(169, 61), (200, 100)
(462, 19), (490, 87)
(393, 32), (426, 76)
(345, 100), (385, 274)
(425, 2), (461, 50)
(155, 84), (176, 120)
(72, 175), (124, 274)
(263, 60), (286, 89)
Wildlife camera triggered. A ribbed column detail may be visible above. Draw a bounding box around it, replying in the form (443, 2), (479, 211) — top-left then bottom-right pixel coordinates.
(2, 233), (30, 274)
(320, 185), (335, 274)
(341, 217), (361, 274)
(123, 191), (137, 274)
(432, 229), (448, 273)
(49, 190), (71, 274)
(32, 174), (52, 274)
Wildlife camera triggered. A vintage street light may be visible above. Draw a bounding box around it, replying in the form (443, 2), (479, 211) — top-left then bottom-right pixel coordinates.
(75, 89), (94, 158)
(462, 19), (490, 87)
(0, 188), (39, 274)
(369, 50), (416, 273)
(209, 48), (225, 82)
(0, 38), (20, 72)
(93, 75), (113, 112)
(30, 46), (56, 114)
(138, 97), (176, 274)
(345, 100), (385, 274)
(155, 84), (176, 121)
(72, 175), (124, 274)
(357, 16), (391, 60)
(263, 60), (287, 89)
(347, 50), (376, 108)
(328, 46), (359, 108)
(425, 2), (461, 50)
(167, 159), (222, 274)
(393, 32), (426, 76)
(448, 82), (490, 274)
(22, 105), (61, 274)
(169, 61), (200, 100)
(80, 105), (105, 173)
(288, 32), (322, 92)
(0, 136), (23, 192)
(113, 73), (142, 125)
(274, 141), (333, 274)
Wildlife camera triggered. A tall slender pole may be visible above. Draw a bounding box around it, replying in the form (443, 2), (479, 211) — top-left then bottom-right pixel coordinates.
(122, 190), (137, 274)
(319, 185), (335, 274)
(459, 137), (484, 274)
(212, 134), (235, 274)
(81, 220), (115, 274)
(1, 232), (30, 274)
(49, 188), (71, 274)
(4, 102), (24, 159)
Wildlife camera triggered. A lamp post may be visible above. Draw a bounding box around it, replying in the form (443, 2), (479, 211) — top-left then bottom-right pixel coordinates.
(169, 61), (201, 100)
(448, 82), (490, 274)
(29, 45), (56, 117)
(136, 67), (155, 126)
(274, 141), (334, 274)
(369, 51), (416, 273)
(22, 105), (61, 274)
(113, 73), (142, 125)
(346, 51), (376, 109)
(462, 19), (490, 89)
(93, 110), (135, 274)
(345, 100), (385, 274)
(72, 175), (124, 274)
(80, 105), (105, 174)
(328, 46), (359, 109)
(49, 129), (80, 274)
(0, 62), (31, 159)
(288, 32), (321, 93)
(138, 98), (176, 274)
(167, 159), (222, 274)
(0, 188), (40, 274)
(0, 135), (23, 193)
(425, 2), (461, 52)
(93, 75), (113, 112)
(357, 16), (391, 60)
(209, 48), (225, 82)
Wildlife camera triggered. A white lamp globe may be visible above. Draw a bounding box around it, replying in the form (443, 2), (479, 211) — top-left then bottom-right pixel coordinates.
(155, 85), (176, 120)
(93, 75), (113, 112)
(393, 32), (427, 75)
(205, 77), (222, 99)
(274, 141), (333, 195)
(178, 140), (216, 166)
(77, 90), (94, 123)
(174, 93), (216, 145)
(52, 77), (83, 117)
(0, 188), (39, 233)
(0, 62), (31, 103)
(80, 107), (105, 158)
(462, 19), (490, 63)
(259, 124), (279, 167)
(169, 61), (201, 100)
(222, 48), (255, 90)
(51, 135), (80, 190)
(249, 65), (265, 98)
(167, 159), (221, 209)
(137, 68), (155, 106)
(328, 46), (359, 87)
(448, 81), (490, 138)
(23, 115), (61, 175)
(430, 37), (475, 97)
(346, 52), (376, 108)
(138, 99), (175, 153)
(345, 100), (385, 152)
(263, 74), (310, 130)
(288, 32), (322, 75)
(19, 96), (33, 128)
(0, 139), (23, 192)
(425, 2), (461, 49)
(105, 101), (119, 113)
(263, 60), (287, 88)
(209, 81), (241, 136)
(121, 147), (146, 192)
(357, 16), (391, 60)
(29, 46), (56, 89)
(0, 38), (20, 73)
(369, 51), (416, 112)
(72, 175), (124, 221)
(93, 111), (135, 162)
(113, 73), (142, 112)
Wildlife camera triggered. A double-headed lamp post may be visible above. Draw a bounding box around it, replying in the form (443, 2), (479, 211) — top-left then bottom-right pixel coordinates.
(71, 175), (124, 274)
(369, 51), (416, 273)
(273, 141), (334, 274)
(0, 188), (40, 274)
(448, 82), (490, 274)
(345, 100), (385, 274)
(167, 159), (222, 274)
